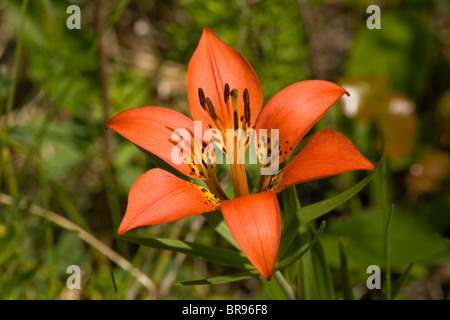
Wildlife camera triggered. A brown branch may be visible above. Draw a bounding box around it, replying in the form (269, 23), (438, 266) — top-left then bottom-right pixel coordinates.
(297, 0), (324, 79)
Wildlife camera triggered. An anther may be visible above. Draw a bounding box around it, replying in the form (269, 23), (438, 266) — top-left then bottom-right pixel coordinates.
(234, 110), (239, 129)
(230, 88), (239, 112)
(244, 88), (250, 123)
(205, 98), (218, 121)
(224, 83), (230, 104)
(198, 88), (206, 110)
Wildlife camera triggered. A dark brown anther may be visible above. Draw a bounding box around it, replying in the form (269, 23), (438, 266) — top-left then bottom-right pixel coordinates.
(244, 88), (250, 123)
(234, 110), (239, 129)
(198, 88), (206, 110)
(205, 97), (218, 121)
(230, 88), (238, 100)
(224, 83), (230, 104)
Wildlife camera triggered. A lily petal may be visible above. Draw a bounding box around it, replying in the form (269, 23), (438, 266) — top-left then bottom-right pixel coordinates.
(118, 169), (220, 234)
(187, 28), (263, 130)
(220, 191), (281, 280)
(106, 106), (213, 180)
(271, 129), (375, 192)
(255, 80), (348, 166)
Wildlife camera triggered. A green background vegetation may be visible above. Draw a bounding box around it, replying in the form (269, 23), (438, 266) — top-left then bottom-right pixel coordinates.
(0, 0), (449, 299)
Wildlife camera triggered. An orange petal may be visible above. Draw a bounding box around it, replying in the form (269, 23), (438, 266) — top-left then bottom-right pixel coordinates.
(272, 129), (375, 192)
(106, 106), (213, 180)
(220, 191), (281, 280)
(118, 169), (220, 234)
(255, 80), (348, 166)
(187, 28), (263, 130)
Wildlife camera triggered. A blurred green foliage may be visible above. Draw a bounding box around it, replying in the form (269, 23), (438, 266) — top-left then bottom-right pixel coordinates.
(0, 0), (449, 300)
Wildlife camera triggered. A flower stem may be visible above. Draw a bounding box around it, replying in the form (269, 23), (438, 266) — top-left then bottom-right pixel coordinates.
(273, 271), (296, 300)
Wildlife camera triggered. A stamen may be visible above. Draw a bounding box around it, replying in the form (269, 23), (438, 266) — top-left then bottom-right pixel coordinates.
(234, 110), (239, 129)
(224, 83), (230, 104)
(230, 88), (239, 112)
(205, 98), (218, 121)
(198, 88), (206, 110)
(244, 88), (250, 123)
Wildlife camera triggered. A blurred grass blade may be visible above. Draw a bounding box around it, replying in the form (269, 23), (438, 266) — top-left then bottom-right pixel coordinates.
(391, 263), (414, 299)
(298, 223), (334, 300)
(51, 181), (92, 232)
(298, 159), (381, 224)
(339, 239), (355, 300)
(106, 255), (119, 300)
(175, 270), (261, 286)
(119, 235), (252, 269)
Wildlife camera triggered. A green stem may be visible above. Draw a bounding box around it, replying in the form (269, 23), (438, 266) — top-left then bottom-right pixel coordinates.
(273, 271), (295, 300)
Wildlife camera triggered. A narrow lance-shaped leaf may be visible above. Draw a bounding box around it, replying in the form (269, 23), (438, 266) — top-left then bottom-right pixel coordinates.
(278, 186), (301, 258)
(175, 270), (261, 286)
(119, 235), (253, 269)
(298, 223), (334, 300)
(298, 159), (381, 224)
(277, 221), (326, 269)
(390, 263), (414, 300)
(202, 211), (239, 249)
(178, 221), (327, 286)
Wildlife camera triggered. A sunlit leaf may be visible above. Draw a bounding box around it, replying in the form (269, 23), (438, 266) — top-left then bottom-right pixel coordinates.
(298, 160), (380, 224)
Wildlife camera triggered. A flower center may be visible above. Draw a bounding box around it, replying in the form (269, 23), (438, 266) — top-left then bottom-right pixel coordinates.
(197, 84), (254, 198)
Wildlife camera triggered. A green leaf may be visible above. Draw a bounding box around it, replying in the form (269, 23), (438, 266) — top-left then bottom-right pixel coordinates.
(202, 211), (239, 249)
(119, 234), (252, 269)
(106, 256), (119, 300)
(175, 270), (261, 286)
(339, 239), (355, 300)
(321, 207), (450, 269)
(279, 186), (301, 258)
(297, 224), (334, 300)
(277, 221), (326, 269)
(177, 221), (327, 287)
(298, 160), (380, 224)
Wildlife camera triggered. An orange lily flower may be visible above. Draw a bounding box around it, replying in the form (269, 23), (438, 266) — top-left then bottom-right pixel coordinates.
(106, 28), (375, 281)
